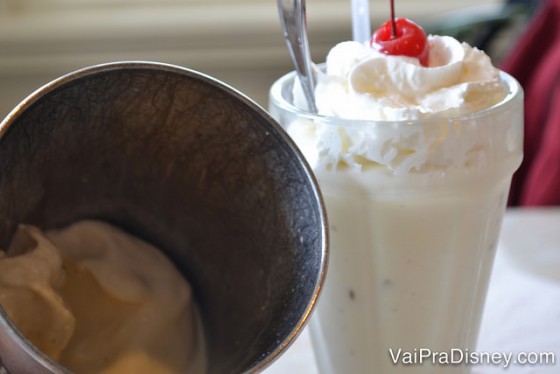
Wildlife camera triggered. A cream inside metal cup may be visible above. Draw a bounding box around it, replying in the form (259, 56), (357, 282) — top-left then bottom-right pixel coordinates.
(0, 62), (328, 374)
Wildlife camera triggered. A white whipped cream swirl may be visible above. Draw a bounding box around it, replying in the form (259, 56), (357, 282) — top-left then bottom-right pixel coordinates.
(285, 35), (521, 176)
(295, 35), (507, 120)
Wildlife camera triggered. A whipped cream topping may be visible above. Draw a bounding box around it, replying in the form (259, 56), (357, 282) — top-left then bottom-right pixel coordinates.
(294, 35), (507, 120)
(285, 35), (521, 175)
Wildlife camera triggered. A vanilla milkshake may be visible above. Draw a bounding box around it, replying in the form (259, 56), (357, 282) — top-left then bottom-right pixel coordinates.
(269, 34), (523, 373)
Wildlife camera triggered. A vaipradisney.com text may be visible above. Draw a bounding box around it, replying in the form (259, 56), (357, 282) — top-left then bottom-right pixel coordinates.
(389, 348), (556, 368)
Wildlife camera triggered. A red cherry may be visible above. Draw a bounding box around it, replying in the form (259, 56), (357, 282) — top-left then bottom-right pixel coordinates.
(371, 17), (430, 67)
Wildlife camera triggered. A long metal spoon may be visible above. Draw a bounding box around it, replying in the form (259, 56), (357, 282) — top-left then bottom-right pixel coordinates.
(278, 0), (318, 113)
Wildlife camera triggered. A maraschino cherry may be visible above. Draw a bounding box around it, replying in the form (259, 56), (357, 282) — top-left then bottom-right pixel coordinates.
(371, 0), (430, 66)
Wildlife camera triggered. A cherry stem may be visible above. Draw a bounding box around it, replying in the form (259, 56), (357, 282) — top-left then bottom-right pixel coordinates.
(390, 0), (397, 38)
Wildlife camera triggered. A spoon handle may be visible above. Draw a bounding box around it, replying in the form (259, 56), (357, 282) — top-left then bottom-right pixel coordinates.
(278, 0), (318, 113)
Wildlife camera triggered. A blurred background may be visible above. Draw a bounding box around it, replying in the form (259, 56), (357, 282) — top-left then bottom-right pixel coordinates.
(0, 0), (539, 117)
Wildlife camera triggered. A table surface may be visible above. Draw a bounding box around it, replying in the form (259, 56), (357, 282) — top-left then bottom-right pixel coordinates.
(263, 208), (560, 373)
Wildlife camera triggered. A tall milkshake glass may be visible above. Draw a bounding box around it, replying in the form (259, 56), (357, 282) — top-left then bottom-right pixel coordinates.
(269, 70), (523, 373)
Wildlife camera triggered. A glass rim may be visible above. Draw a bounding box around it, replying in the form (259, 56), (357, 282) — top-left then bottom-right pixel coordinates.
(269, 69), (523, 126)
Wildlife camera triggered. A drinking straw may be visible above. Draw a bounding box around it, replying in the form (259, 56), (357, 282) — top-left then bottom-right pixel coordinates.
(352, 0), (371, 44)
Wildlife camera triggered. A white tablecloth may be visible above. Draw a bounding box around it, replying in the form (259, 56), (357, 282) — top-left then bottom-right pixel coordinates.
(263, 208), (560, 373)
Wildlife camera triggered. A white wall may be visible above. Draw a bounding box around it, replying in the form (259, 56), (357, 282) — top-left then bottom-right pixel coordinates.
(0, 0), (503, 117)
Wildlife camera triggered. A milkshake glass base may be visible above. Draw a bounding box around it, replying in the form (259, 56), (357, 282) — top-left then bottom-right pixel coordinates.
(269, 71), (523, 373)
